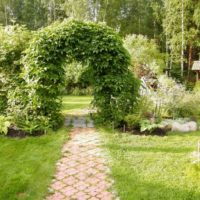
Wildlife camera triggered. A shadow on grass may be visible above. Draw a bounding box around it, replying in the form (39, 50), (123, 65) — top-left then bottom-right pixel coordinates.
(167, 131), (200, 137)
(104, 144), (193, 154)
(111, 163), (200, 200)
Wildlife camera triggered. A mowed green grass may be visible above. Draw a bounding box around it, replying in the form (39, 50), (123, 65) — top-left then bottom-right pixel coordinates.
(0, 128), (68, 200)
(62, 95), (92, 115)
(101, 128), (200, 200)
(0, 96), (92, 200)
(0, 95), (93, 200)
(2, 95), (200, 200)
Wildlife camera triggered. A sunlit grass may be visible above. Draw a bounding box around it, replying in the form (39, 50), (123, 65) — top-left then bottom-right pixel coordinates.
(0, 95), (92, 200)
(101, 128), (200, 200)
(62, 95), (93, 115)
(0, 128), (69, 200)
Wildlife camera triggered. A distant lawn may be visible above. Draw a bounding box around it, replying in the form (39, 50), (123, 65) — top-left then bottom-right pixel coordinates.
(0, 128), (68, 200)
(62, 95), (92, 115)
(101, 129), (200, 200)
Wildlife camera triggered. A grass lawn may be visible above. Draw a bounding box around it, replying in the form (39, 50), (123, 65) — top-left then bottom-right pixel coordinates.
(62, 95), (92, 115)
(2, 95), (200, 200)
(0, 95), (92, 200)
(101, 128), (200, 200)
(0, 128), (69, 200)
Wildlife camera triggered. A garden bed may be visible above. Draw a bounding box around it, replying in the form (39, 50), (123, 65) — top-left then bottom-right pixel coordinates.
(120, 126), (168, 137)
(7, 126), (44, 138)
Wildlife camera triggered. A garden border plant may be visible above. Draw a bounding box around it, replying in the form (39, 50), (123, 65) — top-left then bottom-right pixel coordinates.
(1, 20), (140, 134)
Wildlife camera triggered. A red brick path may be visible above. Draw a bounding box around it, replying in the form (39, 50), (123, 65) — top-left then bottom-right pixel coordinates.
(46, 128), (116, 200)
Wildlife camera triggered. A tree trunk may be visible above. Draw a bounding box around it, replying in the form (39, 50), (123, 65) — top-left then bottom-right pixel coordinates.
(94, 0), (99, 22)
(102, 0), (108, 22)
(187, 44), (192, 80)
(181, 0), (184, 77)
(165, 35), (169, 70)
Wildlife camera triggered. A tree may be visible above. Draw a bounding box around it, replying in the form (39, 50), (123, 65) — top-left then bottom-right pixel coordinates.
(124, 34), (165, 79)
(0, 0), (164, 40)
(0, 0), (67, 29)
(163, 0), (200, 79)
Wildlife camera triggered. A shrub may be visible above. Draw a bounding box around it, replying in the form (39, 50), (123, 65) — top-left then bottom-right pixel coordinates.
(124, 34), (165, 78)
(0, 116), (11, 135)
(0, 21), (139, 133)
(0, 73), (7, 114)
(14, 115), (51, 134)
(173, 91), (200, 119)
(0, 25), (32, 115)
(143, 75), (200, 119)
(125, 96), (153, 129)
(150, 75), (186, 119)
(194, 82), (200, 92)
(0, 94), (7, 115)
(140, 119), (163, 133)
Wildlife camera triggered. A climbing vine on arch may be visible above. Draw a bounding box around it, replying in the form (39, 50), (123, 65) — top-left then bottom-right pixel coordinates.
(5, 21), (140, 132)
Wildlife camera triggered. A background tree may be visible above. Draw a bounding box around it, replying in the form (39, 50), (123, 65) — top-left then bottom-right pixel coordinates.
(0, 0), (163, 38)
(163, 0), (200, 80)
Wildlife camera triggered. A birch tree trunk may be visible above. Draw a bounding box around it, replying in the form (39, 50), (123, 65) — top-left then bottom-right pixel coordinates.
(102, 0), (108, 22)
(165, 35), (169, 70)
(188, 45), (192, 79)
(94, 0), (99, 22)
(181, 0), (184, 77)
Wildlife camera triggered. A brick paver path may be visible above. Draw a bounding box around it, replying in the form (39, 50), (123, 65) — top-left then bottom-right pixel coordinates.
(46, 128), (116, 200)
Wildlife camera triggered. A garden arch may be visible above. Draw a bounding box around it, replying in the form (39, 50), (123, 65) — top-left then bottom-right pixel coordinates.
(21, 21), (139, 129)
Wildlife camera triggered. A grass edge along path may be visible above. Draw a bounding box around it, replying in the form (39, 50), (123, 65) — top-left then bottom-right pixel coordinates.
(100, 127), (200, 200)
(0, 127), (69, 200)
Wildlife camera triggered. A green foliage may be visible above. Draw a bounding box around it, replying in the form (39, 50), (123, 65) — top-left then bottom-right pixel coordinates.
(172, 92), (200, 119)
(124, 34), (165, 78)
(67, 87), (93, 96)
(140, 119), (162, 132)
(124, 96), (164, 133)
(3, 21), (139, 132)
(14, 115), (50, 134)
(0, 95), (7, 114)
(64, 62), (93, 95)
(194, 82), (200, 92)
(0, 25), (32, 116)
(0, 0), (66, 30)
(0, 116), (11, 135)
(142, 75), (200, 120)
(0, 0), (163, 39)
(163, 0), (200, 77)
(125, 96), (153, 129)
(158, 76), (200, 119)
(0, 25), (31, 73)
(0, 74), (7, 113)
